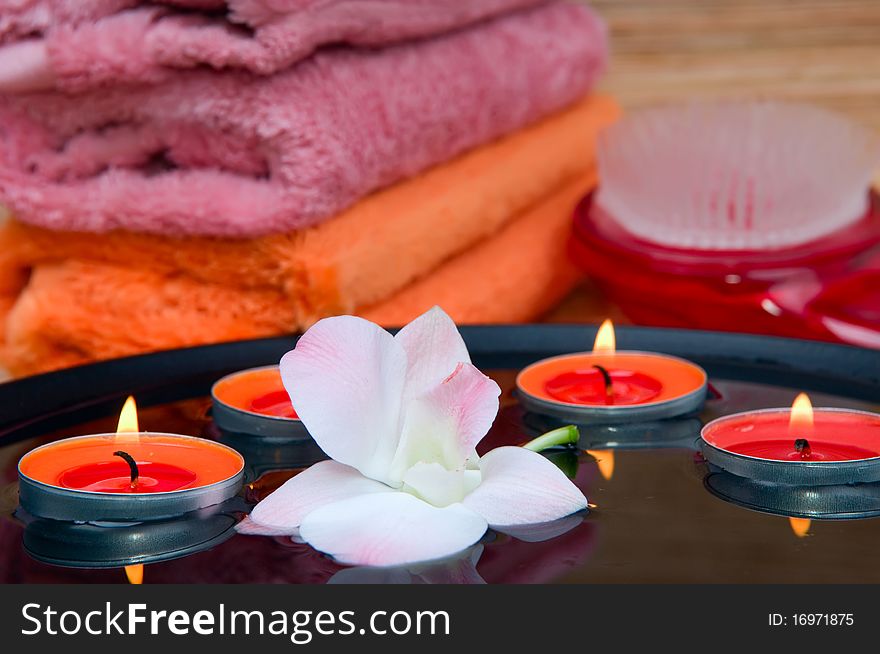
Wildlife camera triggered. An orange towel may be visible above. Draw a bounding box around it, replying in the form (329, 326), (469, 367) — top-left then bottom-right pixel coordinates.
(1, 172), (594, 376)
(363, 175), (590, 325)
(0, 96), (619, 376)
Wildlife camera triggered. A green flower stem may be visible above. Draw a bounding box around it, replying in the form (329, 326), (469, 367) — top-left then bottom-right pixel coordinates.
(522, 425), (580, 453)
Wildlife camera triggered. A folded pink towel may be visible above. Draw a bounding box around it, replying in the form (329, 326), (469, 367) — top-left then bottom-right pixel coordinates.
(0, 0), (547, 93)
(0, 1), (607, 237)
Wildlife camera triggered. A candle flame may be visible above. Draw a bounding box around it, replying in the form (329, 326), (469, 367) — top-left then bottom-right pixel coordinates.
(593, 319), (616, 354)
(115, 396), (139, 444)
(789, 517), (811, 538)
(587, 449), (615, 481)
(125, 564), (144, 584)
(789, 393), (814, 438)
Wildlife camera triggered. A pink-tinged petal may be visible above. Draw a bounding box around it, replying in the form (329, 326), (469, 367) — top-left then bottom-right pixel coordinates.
(299, 492), (488, 567)
(280, 315), (408, 483)
(463, 447), (587, 527)
(0, 40), (55, 93)
(235, 516), (300, 537)
(395, 306), (471, 399)
(247, 460), (393, 533)
(329, 545), (485, 584)
(497, 514), (584, 542)
(389, 363), (500, 481)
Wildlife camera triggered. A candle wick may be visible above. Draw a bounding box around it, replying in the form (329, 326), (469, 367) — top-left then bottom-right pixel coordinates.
(794, 438), (812, 459)
(113, 450), (140, 488)
(592, 365), (614, 399)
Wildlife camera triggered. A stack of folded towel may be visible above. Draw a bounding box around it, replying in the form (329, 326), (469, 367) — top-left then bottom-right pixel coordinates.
(0, 1), (616, 376)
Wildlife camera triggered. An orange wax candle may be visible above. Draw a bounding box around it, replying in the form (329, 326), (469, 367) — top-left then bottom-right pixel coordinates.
(211, 366), (310, 441)
(20, 434), (243, 492)
(516, 320), (707, 423)
(213, 366), (297, 419)
(18, 397), (244, 522)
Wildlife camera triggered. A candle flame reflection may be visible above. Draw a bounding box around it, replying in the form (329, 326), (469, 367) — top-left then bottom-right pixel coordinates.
(789, 393), (814, 438)
(592, 319), (616, 354)
(586, 449), (615, 481)
(115, 395), (139, 444)
(125, 564), (144, 584)
(789, 517), (811, 538)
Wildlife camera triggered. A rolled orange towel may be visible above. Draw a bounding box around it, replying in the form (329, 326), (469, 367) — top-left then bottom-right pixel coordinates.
(1, 172), (595, 376)
(363, 174), (592, 325)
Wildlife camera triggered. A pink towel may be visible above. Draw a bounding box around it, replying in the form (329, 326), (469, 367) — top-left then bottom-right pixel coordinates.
(0, 2), (608, 237)
(0, 0), (548, 93)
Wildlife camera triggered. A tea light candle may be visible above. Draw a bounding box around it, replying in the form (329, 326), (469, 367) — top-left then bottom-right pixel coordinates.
(18, 397), (244, 522)
(211, 366), (310, 441)
(516, 320), (707, 423)
(700, 393), (880, 485)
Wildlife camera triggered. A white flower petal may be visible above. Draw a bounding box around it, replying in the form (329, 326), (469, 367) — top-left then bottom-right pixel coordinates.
(463, 447), (587, 528)
(389, 362), (500, 481)
(234, 516), (299, 537)
(280, 315), (408, 482)
(299, 492), (488, 567)
(395, 306), (471, 400)
(498, 514), (584, 542)
(402, 462), (482, 507)
(246, 460), (393, 533)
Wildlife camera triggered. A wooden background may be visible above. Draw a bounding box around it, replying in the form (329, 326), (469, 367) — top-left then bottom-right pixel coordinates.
(591, 0), (880, 132)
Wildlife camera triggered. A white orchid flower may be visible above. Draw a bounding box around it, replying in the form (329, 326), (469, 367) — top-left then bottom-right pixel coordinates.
(238, 307), (586, 567)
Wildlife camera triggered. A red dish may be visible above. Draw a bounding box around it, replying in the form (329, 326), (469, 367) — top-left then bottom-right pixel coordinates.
(569, 191), (880, 347)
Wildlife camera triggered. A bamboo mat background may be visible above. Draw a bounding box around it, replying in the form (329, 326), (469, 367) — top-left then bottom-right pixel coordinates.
(591, 0), (880, 132)
(549, 0), (880, 322)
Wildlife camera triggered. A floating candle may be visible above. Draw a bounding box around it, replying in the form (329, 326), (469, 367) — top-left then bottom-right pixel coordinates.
(211, 366), (310, 440)
(516, 320), (707, 423)
(701, 393), (880, 485)
(249, 389), (298, 418)
(18, 397), (244, 522)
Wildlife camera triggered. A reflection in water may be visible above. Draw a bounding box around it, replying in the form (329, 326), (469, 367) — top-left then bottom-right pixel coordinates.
(15, 497), (245, 569)
(586, 450), (615, 481)
(789, 517), (811, 538)
(329, 546), (487, 584)
(125, 564), (144, 584)
(328, 513), (593, 584)
(0, 509), (597, 584)
(704, 469), (880, 520)
(6, 376), (880, 583)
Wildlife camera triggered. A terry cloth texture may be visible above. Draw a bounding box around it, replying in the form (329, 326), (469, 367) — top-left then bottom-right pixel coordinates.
(0, 2), (608, 236)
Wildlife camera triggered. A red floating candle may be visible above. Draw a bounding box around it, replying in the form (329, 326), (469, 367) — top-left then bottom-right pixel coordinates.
(58, 460), (198, 493)
(700, 393), (880, 485)
(517, 320), (707, 423)
(213, 367), (298, 418)
(545, 368), (663, 405)
(18, 397), (244, 522)
(211, 365), (310, 440)
(248, 389), (299, 419)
